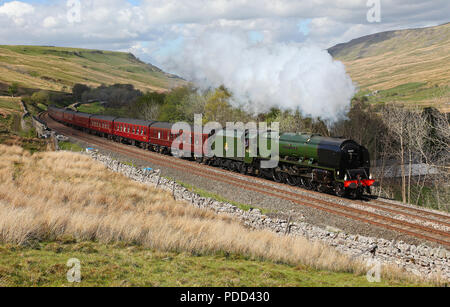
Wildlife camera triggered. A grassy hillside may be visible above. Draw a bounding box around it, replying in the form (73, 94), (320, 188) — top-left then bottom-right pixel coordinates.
(0, 145), (429, 287)
(0, 97), (47, 153)
(329, 23), (450, 111)
(0, 45), (185, 94)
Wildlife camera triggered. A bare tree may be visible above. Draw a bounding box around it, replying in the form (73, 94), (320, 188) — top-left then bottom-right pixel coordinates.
(380, 104), (449, 210)
(141, 103), (161, 121)
(381, 106), (409, 203)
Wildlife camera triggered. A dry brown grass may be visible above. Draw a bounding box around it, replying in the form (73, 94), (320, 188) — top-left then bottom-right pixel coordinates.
(0, 145), (429, 282)
(335, 23), (450, 93)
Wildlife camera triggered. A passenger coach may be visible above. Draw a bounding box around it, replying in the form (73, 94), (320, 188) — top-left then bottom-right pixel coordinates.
(90, 115), (116, 138)
(114, 118), (155, 147)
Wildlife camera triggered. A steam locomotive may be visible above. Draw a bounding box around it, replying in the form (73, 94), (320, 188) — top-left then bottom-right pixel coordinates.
(48, 106), (375, 198)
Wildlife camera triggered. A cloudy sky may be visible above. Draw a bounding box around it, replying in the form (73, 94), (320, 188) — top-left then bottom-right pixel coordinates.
(0, 0), (448, 65)
(1, 0), (447, 119)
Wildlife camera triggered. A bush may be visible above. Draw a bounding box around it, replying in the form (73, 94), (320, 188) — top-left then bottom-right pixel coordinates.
(72, 84), (90, 101)
(31, 91), (50, 105)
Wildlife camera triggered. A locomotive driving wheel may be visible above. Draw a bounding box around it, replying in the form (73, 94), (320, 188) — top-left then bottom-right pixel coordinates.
(285, 174), (300, 186)
(302, 178), (314, 190)
(238, 163), (247, 174)
(272, 170), (283, 183)
(335, 183), (346, 197)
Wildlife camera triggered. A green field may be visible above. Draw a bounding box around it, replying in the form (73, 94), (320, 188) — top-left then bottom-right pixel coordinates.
(0, 97), (22, 112)
(77, 102), (106, 114)
(0, 241), (424, 287)
(0, 97), (47, 153)
(59, 141), (84, 152)
(355, 83), (450, 108)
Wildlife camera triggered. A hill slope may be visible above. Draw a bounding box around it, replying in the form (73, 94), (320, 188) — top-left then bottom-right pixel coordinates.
(0, 45), (185, 93)
(329, 23), (450, 110)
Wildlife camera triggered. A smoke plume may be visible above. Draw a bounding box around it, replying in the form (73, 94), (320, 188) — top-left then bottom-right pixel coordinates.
(159, 32), (356, 122)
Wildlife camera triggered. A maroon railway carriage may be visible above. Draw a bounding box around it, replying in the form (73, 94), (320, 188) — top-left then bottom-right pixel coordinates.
(62, 109), (76, 125)
(113, 118), (155, 146)
(149, 122), (210, 157)
(48, 106), (64, 122)
(149, 122), (176, 153)
(192, 130), (211, 157)
(90, 115), (116, 137)
(72, 112), (92, 130)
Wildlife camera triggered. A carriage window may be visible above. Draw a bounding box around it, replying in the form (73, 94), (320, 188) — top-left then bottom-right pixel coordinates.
(158, 132), (161, 139)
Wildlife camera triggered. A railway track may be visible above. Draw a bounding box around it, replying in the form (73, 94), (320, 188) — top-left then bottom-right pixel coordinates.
(41, 113), (450, 248)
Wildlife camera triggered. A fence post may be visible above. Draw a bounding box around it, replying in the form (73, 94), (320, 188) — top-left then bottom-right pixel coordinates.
(172, 181), (176, 199)
(156, 171), (161, 188)
(284, 214), (292, 235)
(52, 132), (59, 151)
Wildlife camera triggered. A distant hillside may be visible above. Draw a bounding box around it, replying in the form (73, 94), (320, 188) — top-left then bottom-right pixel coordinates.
(0, 45), (186, 94)
(329, 23), (450, 111)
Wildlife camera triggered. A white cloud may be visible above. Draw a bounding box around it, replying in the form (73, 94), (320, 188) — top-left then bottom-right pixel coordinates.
(0, 0), (447, 51)
(0, 1), (34, 17)
(0, 1), (35, 26)
(43, 16), (58, 28)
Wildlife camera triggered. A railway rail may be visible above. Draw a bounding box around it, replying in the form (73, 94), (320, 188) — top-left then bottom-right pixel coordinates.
(41, 112), (450, 248)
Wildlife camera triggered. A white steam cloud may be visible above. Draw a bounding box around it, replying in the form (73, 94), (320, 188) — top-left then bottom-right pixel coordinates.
(160, 32), (356, 122)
